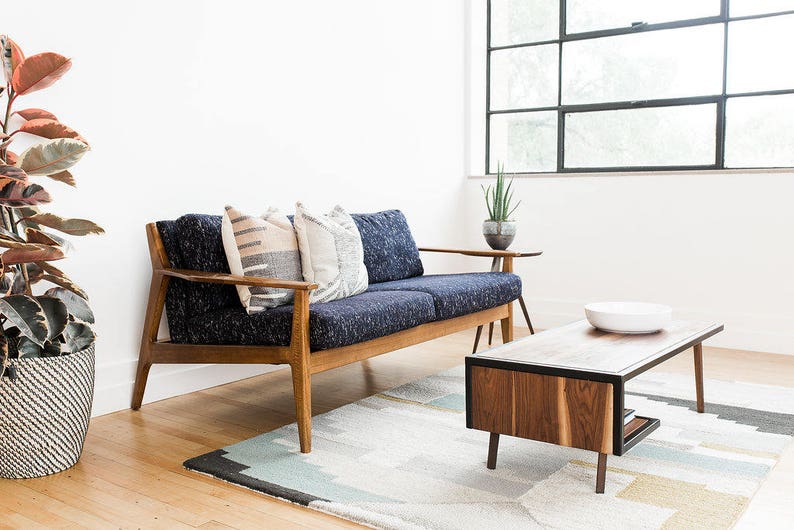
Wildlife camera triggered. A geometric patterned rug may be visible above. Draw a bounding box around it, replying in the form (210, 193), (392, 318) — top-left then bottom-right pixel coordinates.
(185, 366), (794, 529)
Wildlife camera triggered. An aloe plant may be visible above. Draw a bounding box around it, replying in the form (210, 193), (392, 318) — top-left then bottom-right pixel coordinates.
(0, 36), (103, 379)
(482, 162), (520, 221)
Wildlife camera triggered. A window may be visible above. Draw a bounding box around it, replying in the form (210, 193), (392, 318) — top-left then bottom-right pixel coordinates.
(486, 1), (794, 173)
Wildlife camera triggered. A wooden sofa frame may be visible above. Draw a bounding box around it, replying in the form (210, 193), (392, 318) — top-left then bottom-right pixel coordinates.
(132, 223), (519, 453)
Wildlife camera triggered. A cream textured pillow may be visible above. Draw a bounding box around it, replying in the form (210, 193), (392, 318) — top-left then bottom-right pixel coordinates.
(221, 205), (303, 313)
(293, 203), (368, 303)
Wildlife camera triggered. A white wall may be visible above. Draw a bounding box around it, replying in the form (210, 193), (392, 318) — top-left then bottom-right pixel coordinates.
(465, 1), (794, 356)
(5, 0), (468, 416)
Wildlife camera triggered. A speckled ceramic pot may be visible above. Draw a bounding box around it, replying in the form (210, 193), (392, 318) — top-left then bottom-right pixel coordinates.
(482, 220), (516, 250)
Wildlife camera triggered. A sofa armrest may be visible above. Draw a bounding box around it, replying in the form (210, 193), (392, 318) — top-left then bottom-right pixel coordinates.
(418, 247), (542, 258)
(162, 268), (318, 291)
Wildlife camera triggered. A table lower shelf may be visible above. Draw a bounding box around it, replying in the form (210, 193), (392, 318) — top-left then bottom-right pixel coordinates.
(623, 415), (660, 453)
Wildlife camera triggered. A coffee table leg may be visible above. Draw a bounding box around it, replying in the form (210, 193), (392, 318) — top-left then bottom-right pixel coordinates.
(487, 433), (500, 469)
(595, 453), (607, 493)
(694, 343), (705, 413)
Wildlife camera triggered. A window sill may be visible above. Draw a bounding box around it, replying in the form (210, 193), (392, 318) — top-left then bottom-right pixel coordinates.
(469, 167), (794, 179)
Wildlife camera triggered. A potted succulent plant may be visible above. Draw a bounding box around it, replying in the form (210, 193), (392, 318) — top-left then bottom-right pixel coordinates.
(0, 35), (103, 479)
(482, 162), (520, 250)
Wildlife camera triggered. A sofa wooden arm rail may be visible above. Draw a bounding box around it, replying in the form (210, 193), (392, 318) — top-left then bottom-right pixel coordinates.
(162, 268), (318, 291)
(418, 247), (543, 258)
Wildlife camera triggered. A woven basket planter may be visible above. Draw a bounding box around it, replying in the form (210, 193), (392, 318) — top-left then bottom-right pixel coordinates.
(0, 345), (95, 479)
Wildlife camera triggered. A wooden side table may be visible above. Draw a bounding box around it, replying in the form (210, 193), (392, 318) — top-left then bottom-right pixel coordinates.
(472, 250), (543, 354)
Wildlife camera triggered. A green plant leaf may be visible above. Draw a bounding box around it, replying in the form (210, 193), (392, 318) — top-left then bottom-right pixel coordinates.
(16, 336), (61, 358)
(0, 226), (24, 242)
(11, 52), (72, 95)
(46, 170), (75, 187)
(18, 213), (104, 236)
(16, 336), (43, 358)
(0, 164), (27, 180)
(2, 244), (65, 264)
(14, 206), (40, 229)
(482, 184), (494, 220)
(35, 296), (68, 340)
(44, 287), (94, 323)
(0, 294), (47, 346)
(17, 119), (87, 144)
(39, 273), (89, 300)
(506, 200), (521, 220)
(64, 321), (94, 353)
(14, 108), (59, 121)
(18, 138), (89, 176)
(0, 177), (52, 207)
(25, 262), (44, 284)
(0, 269), (26, 295)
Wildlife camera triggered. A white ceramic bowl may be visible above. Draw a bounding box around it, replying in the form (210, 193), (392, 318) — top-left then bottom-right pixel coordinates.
(584, 302), (672, 334)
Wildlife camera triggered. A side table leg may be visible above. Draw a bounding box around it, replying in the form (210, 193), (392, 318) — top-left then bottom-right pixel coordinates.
(518, 295), (535, 335)
(694, 343), (705, 413)
(472, 325), (483, 354)
(486, 256), (502, 347)
(487, 433), (500, 469)
(595, 453), (607, 493)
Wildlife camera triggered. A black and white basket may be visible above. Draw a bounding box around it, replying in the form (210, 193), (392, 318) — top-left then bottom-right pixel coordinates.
(0, 345), (95, 479)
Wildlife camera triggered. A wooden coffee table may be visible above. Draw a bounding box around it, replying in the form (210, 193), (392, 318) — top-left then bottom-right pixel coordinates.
(465, 319), (723, 493)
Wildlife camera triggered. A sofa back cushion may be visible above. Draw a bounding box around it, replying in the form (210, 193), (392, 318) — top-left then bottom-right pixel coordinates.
(156, 214), (239, 343)
(351, 210), (424, 284)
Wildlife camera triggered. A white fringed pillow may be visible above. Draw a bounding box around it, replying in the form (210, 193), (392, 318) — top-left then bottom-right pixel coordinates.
(221, 205), (303, 313)
(293, 203), (368, 303)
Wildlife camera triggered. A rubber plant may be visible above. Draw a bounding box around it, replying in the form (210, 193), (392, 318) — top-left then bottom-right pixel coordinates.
(0, 36), (103, 380)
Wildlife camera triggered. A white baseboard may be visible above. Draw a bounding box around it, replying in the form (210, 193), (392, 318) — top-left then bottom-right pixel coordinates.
(91, 360), (286, 417)
(523, 297), (794, 357)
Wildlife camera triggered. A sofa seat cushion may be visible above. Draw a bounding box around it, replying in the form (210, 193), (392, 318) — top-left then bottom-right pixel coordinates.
(186, 290), (437, 351)
(366, 273), (522, 320)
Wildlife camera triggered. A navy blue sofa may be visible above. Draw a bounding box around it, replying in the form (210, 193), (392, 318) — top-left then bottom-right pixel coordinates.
(132, 210), (522, 452)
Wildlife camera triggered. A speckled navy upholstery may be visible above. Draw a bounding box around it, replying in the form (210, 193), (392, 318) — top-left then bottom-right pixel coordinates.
(187, 290), (436, 350)
(156, 213), (520, 349)
(350, 210), (423, 283)
(156, 215), (239, 344)
(366, 273), (522, 320)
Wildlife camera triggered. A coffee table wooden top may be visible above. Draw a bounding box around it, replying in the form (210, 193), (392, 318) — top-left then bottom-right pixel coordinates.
(474, 320), (723, 380)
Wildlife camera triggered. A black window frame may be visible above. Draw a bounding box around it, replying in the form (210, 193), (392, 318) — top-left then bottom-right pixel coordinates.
(485, 0), (794, 174)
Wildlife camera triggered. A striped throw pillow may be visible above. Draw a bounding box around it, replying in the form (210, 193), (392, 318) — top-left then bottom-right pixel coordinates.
(294, 202), (368, 303)
(221, 206), (303, 313)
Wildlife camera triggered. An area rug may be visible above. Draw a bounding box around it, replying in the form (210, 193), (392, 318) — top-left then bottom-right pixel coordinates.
(184, 367), (794, 529)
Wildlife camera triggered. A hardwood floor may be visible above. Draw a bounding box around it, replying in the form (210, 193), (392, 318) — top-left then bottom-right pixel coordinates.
(2, 328), (792, 529)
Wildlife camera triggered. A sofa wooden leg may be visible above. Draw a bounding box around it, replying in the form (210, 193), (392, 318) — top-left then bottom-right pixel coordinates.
(131, 357), (151, 410)
(500, 302), (514, 344)
(290, 289), (312, 453)
(291, 362), (312, 453)
(132, 270), (168, 410)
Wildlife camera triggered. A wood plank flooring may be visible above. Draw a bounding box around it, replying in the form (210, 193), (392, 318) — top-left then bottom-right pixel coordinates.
(2, 327), (792, 529)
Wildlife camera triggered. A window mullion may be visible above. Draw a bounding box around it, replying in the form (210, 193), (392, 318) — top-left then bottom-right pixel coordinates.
(717, 0), (730, 169)
(485, 0), (492, 174)
(557, 0), (566, 171)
